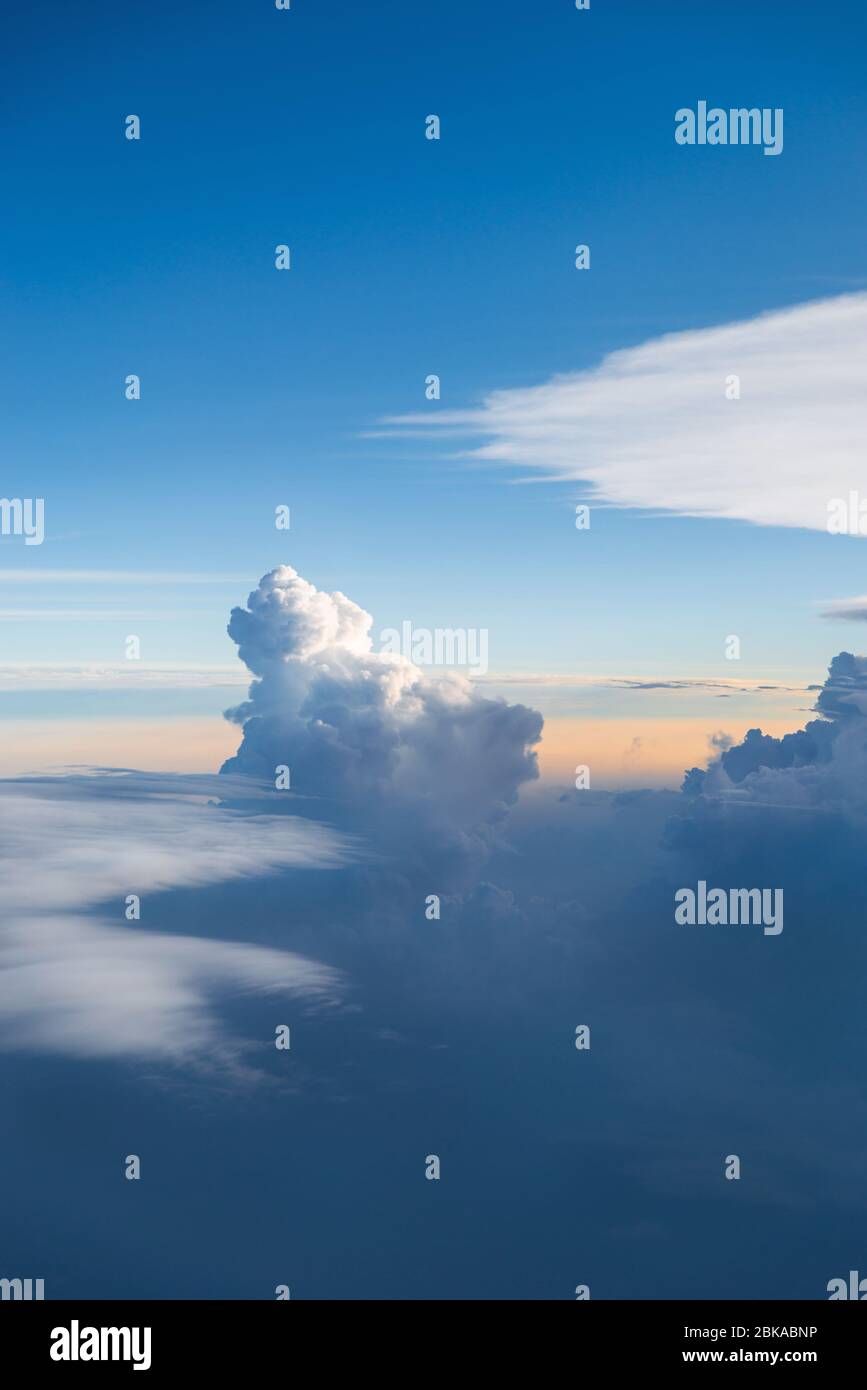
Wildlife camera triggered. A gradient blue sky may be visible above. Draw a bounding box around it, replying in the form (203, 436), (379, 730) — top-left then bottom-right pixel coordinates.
(3, 0), (867, 667)
(4, 0), (867, 1305)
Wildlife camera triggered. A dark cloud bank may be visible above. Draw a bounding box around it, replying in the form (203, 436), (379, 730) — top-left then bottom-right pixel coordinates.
(6, 571), (867, 1300)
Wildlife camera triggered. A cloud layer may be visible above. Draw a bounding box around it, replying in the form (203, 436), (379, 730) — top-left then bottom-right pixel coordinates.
(383, 292), (867, 533)
(0, 773), (353, 1060)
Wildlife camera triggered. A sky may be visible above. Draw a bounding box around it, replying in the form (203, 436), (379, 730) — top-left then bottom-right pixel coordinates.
(3, 0), (867, 784)
(3, 0), (867, 1301)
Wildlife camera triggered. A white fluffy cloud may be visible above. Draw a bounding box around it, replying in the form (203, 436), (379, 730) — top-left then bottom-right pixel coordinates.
(222, 567), (542, 854)
(0, 776), (353, 1060)
(383, 292), (867, 533)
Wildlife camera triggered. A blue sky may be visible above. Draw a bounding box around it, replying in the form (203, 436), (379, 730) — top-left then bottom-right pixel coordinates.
(3, 0), (867, 700)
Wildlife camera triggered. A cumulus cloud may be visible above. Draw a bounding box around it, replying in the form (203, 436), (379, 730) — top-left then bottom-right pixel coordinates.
(681, 651), (867, 811)
(0, 773), (354, 1060)
(221, 567), (542, 862)
(381, 292), (867, 533)
(1, 558), (543, 1063)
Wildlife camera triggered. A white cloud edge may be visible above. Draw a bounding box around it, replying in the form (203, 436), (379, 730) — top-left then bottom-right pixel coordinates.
(379, 291), (867, 535)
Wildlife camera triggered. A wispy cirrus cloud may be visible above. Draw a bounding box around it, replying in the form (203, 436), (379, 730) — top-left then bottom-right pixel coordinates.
(475, 673), (800, 693)
(380, 292), (867, 534)
(0, 773), (357, 1062)
(817, 596), (867, 622)
(0, 663), (247, 690)
(0, 570), (249, 583)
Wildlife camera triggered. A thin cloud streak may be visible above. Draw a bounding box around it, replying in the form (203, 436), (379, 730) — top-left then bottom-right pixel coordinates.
(0, 571), (250, 583)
